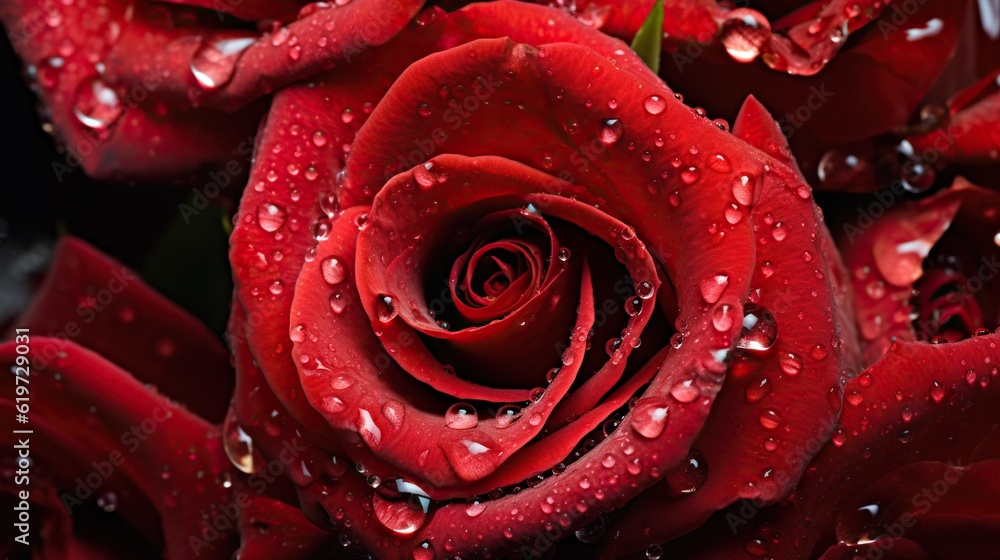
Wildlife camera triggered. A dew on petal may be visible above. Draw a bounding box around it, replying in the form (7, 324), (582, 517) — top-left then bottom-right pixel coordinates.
(445, 403), (479, 429)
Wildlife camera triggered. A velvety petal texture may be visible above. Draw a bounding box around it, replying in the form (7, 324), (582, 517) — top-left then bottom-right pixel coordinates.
(671, 333), (1000, 559)
(15, 236), (233, 421)
(1, 338), (236, 559)
(9, 0), (998, 557)
(228, 2), (855, 557)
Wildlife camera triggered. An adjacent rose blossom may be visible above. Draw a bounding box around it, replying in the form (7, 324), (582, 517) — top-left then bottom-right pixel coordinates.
(1, 237), (237, 558)
(554, 0), (998, 193)
(1, 0), (425, 179)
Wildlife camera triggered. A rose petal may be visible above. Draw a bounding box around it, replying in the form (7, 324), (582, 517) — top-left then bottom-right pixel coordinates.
(839, 188), (961, 362)
(104, 0), (425, 110)
(291, 199), (593, 486)
(831, 460), (1000, 556)
(15, 236), (233, 422)
(601, 94), (859, 555)
(908, 69), (1000, 164)
(229, 0), (645, 433)
(0, 338), (236, 559)
(158, 0), (303, 22)
(819, 539), (936, 560)
(336, 37), (769, 559)
(677, 333), (1000, 558)
(234, 488), (337, 559)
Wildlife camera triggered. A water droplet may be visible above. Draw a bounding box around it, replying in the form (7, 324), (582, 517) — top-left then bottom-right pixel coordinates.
(606, 337), (622, 356)
(667, 449), (708, 494)
(643, 95), (666, 115)
(330, 375), (353, 390)
(413, 540), (434, 560)
(598, 118), (623, 144)
(624, 296), (643, 317)
(758, 408), (782, 429)
(268, 280), (284, 295)
(36, 57), (63, 89)
(732, 175), (754, 206)
(670, 332), (684, 349)
(744, 537), (770, 557)
(373, 492), (425, 535)
(465, 498), (486, 517)
(631, 399), (670, 438)
(725, 204), (743, 224)
(635, 281), (655, 299)
(321, 256), (347, 285)
(358, 409), (382, 447)
(223, 416), (259, 474)
(680, 167), (700, 184)
(771, 222), (787, 241)
(290, 324), (306, 343)
(95, 491), (118, 512)
(929, 381), (946, 403)
(329, 293), (347, 314)
(445, 403), (479, 429)
(721, 8), (771, 62)
(712, 304), (735, 331)
(745, 377), (772, 403)
(376, 295), (397, 322)
(601, 454), (617, 468)
(708, 154), (732, 173)
(557, 247), (571, 262)
(645, 544), (663, 560)
(257, 203), (287, 232)
(73, 76), (123, 131)
(778, 352), (802, 375)
(575, 516), (607, 543)
(700, 274), (729, 304)
(190, 35), (255, 89)
(312, 130), (328, 147)
(382, 400), (405, 430)
(496, 405), (522, 428)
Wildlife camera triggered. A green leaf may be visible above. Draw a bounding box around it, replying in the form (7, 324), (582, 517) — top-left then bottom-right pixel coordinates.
(630, 0), (664, 73)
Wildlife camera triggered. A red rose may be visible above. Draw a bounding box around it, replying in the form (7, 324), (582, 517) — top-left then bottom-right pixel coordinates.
(227, 2), (866, 557)
(5, 0), (1000, 558)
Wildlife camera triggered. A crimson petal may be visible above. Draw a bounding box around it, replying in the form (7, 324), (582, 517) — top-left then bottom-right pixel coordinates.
(234, 489), (338, 559)
(15, 236), (233, 422)
(908, 69), (1000, 165)
(1, 0), (422, 179)
(677, 333), (1000, 559)
(291, 198), (592, 487)
(829, 459), (1000, 559)
(0, 338), (237, 559)
(336, 35), (774, 559)
(602, 94), (859, 555)
(839, 188), (961, 363)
